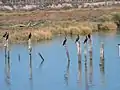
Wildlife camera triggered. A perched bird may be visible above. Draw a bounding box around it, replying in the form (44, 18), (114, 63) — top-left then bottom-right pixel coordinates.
(62, 37), (67, 46)
(6, 33), (9, 40)
(75, 35), (79, 43)
(88, 33), (91, 39)
(83, 36), (88, 44)
(28, 32), (32, 40)
(3, 32), (7, 38)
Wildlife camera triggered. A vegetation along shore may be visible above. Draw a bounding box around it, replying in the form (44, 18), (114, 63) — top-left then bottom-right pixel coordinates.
(0, 7), (120, 43)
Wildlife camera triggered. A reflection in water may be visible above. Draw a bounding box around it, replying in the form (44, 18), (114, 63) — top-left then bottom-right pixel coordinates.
(100, 57), (105, 85)
(4, 74), (11, 90)
(29, 79), (33, 90)
(39, 60), (44, 68)
(29, 49), (32, 79)
(89, 51), (93, 86)
(88, 38), (93, 86)
(64, 60), (70, 86)
(64, 45), (70, 61)
(89, 57), (93, 86)
(78, 54), (82, 86)
(18, 54), (20, 62)
(85, 55), (89, 90)
(4, 52), (7, 77)
(7, 50), (10, 79)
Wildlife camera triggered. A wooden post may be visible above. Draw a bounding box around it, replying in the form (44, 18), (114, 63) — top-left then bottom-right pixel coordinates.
(28, 39), (32, 79)
(38, 52), (45, 68)
(6, 39), (10, 79)
(64, 45), (70, 61)
(84, 43), (87, 65)
(38, 52), (44, 62)
(76, 41), (81, 63)
(118, 44), (120, 56)
(100, 42), (104, 65)
(3, 38), (7, 76)
(64, 60), (70, 86)
(4, 38), (7, 65)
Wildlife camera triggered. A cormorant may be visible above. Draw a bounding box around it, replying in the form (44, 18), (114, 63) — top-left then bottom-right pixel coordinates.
(75, 35), (79, 43)
(62, 37), (67, 46)
(88, 33), (91, 39)
(6, 33), (9, 40)
(28, 32), (32, 40)
(3, 32), (7, 38)
(83, 36), (88, 44)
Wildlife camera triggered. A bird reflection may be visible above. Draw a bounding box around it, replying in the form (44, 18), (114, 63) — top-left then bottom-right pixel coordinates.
(64, 60), (70, 86)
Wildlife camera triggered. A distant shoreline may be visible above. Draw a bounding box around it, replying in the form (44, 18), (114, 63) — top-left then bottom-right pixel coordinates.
(0, 7), (119, 43)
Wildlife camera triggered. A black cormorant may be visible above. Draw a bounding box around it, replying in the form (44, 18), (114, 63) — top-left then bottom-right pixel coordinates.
(3, 32), (7, 38)
(88, 33), (91, 39)
(28, 32), (32, 40)
(75, 35), (79, 43)
(63, 37), (67, 46)
(6, 33), (9, 40)
(83, 36), (88, 44)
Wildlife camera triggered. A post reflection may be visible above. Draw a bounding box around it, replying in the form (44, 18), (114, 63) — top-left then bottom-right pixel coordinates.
(85, 55), (89, 90)
(78, 54), (82, 86)
(64, 60), (70, 86)
(29, 78), (33, 90)
(89, 51), (93, 86)
(100, 57), (105, 85)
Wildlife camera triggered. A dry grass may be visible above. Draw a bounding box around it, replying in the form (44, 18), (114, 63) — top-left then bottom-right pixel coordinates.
(102, 22), (117, 31)
(0, 29), (52, 43)
(0, 8), (119, 43)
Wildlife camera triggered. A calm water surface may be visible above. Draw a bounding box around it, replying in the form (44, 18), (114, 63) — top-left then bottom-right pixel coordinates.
(0, 33), (120, 90)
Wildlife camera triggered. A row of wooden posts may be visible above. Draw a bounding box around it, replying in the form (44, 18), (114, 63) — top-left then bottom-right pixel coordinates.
(3, 32), (104, 81)
(63, 36), (105, 85)
(63, 35), (104, 64)
(3, 32), (45, 80)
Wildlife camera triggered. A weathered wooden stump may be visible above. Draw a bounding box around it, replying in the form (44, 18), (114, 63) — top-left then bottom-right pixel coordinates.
(76, 41), (81, 63)
(6, 39), (10, 79)
(28, 39), (32, 79)
(100, 42), (104, 66)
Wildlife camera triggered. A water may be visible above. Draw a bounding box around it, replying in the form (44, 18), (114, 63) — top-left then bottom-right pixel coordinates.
(0, 32), (120, 90)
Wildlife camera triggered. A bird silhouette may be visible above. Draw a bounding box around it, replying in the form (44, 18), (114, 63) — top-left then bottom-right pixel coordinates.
(88, 33), (91, 39)
(75, 35), (79, 43)
(83, 36), (88, 44)
(28, 32), (32, 40)
(62, 37), (67, 46)
(3, 32), (7, 37)
(6, 33), (9, 40)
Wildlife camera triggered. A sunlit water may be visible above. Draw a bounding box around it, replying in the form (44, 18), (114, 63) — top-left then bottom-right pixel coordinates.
(0, 32), (120, 90)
